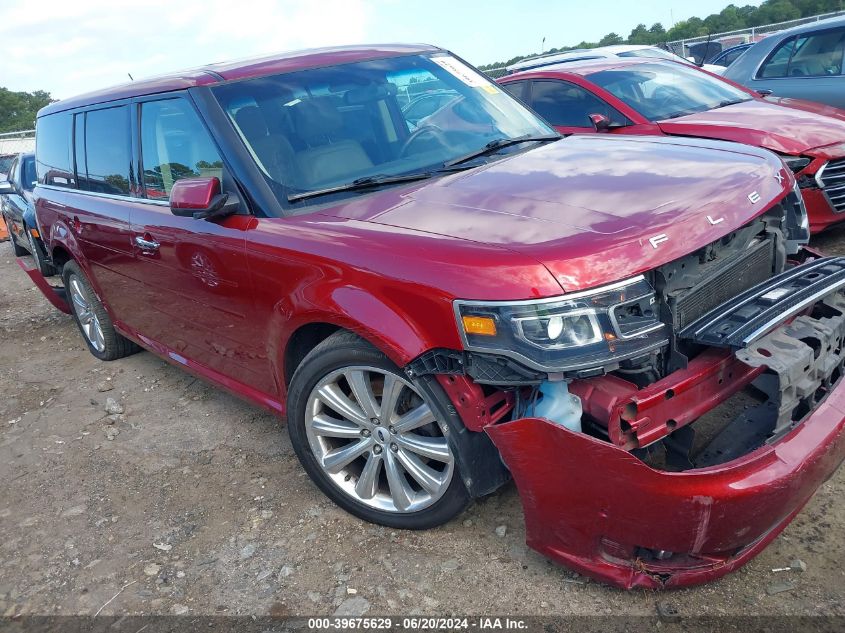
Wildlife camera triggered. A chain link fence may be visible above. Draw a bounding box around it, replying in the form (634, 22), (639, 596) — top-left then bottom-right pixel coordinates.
(0, 130), (35, 156)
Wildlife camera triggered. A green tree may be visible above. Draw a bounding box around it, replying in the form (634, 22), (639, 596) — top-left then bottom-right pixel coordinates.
(0, 88), (54, 133)
(628, 23), (652, 45)
(598, 32), (624, 46)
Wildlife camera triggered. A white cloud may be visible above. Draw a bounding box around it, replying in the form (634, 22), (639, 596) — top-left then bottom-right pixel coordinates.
(0, 0), (375, 99)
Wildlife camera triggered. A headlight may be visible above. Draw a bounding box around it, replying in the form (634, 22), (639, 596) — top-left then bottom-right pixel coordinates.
(454, 276), (668, 374)
(782, 156), (811, 173)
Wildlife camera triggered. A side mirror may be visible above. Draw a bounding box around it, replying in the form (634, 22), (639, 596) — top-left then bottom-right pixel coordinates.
(0, 180), (14, 195)
(170, 177), (239, 221)
(757, 89), (773, 97)
(589, 113), (612, 133)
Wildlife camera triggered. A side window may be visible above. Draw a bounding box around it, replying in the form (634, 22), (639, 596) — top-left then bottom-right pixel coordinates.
(501, 81), (528, 102)
(530, 80), (625, 128)
(760, 30), (845, 78)
(759, 38), (797, 78)
(787, 28), (845, 77)
(140, 98), (223, 199)
(36, 113), (75, 188)
(81, 106), (131, 195)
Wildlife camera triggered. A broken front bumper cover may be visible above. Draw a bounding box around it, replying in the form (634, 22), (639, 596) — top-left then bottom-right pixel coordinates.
(486, 259), (845, 589)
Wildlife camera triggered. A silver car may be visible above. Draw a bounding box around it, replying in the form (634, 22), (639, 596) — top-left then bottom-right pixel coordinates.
(724, 15), (845, 108)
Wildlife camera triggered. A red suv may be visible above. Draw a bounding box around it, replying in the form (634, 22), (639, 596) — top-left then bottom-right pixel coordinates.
(30, 44), (845, 589)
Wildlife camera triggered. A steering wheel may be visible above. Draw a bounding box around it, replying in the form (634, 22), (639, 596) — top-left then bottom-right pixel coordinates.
(400, 125), (451, 157)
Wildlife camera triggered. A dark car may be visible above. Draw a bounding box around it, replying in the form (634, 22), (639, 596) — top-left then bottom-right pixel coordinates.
(709, 42), (754, 70)
(26, 44), (845, 590)
(0, 152), (55, 274)
(724, 15), (845, 108)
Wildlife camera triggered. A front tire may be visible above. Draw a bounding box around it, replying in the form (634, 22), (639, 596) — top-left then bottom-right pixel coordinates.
(62, 261), (139, 361)
(287, 331), (470, 529)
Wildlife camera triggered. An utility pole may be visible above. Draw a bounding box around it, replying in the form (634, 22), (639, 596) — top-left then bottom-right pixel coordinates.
(541, 37), (546, 54)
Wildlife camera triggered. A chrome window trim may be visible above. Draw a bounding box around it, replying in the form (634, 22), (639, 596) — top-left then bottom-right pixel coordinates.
(37, 183), (170, 206)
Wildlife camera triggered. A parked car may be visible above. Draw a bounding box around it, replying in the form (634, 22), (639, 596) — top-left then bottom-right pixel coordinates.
(29, 44), (845, 590)
(506, 44), (726, 74)
(708, 42), (755, 72)
(0, 153), (15, 241)
(0, 153), (55, 273)
(500, 58), (845, 232)
(723, 15), (845, 108)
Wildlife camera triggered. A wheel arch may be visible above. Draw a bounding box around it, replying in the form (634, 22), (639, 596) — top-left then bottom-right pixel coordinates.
(275, 285), (458, 394)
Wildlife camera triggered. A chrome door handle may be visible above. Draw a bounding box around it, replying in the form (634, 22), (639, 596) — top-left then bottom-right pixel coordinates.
(134, 236), (160, 252)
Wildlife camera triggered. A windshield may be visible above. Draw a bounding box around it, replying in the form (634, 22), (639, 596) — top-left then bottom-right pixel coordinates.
(211, 53), (554, 209)
(588, 62), (752, 121)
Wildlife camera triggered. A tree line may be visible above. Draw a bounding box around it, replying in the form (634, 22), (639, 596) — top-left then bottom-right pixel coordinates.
(0, 88), (53, 134)
(479, 0), (845, 70)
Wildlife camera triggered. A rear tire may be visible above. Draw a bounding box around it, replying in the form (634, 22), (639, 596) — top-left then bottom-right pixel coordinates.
(62, 261), (140, 361)
(27, 226), (57, 276)
(287, 331), (470, 529)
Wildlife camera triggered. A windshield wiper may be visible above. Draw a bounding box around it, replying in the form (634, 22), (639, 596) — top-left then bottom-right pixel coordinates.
(443, 134), (560, 168)
(711, 98), (749, 110)
(288, 172), (434, 202)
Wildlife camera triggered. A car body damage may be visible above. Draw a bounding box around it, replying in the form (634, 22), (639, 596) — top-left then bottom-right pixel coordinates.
(483, 264), (845, 589)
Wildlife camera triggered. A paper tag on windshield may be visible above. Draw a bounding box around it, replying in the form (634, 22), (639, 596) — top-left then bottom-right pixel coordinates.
(431, 56), (490, 88)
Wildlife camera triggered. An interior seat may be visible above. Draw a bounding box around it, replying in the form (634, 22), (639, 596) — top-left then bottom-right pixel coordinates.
(289, 98), (374, 188)
(234, 106), (297, 183)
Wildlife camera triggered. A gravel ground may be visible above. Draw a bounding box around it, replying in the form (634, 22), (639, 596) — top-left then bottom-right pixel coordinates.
(1, 230), (845, 619)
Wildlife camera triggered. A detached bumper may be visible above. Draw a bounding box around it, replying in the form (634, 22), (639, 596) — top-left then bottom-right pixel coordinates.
(16, 257), (70, 314)
(486, 382), (845, 589)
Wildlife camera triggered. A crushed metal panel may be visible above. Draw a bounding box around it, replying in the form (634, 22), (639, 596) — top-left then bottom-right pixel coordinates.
(736, 293), (845, 438)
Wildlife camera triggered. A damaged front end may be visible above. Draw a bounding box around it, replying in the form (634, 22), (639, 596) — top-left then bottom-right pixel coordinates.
(409, 196), (845, 589)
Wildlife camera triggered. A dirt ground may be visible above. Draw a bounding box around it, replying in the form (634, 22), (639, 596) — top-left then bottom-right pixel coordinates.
(1, 229), (845, 620)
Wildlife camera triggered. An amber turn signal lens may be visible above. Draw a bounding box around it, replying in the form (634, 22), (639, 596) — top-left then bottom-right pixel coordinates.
(29, 228), (39, 238)
(462, 315), (497, 336)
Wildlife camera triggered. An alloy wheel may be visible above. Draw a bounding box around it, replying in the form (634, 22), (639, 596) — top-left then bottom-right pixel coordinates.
(68, 276), (106, 353)
(305, 366), (454, 513)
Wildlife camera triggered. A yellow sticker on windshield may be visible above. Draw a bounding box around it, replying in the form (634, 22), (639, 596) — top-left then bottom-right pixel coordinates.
(481, 85), (500, 94)
(431, 55), (490, 88)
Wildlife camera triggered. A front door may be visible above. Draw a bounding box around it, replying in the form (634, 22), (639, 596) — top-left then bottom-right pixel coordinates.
(126, 96), (272, 395)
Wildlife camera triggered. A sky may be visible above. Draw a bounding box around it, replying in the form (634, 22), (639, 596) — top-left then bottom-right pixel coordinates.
(1, 0), (760, 99)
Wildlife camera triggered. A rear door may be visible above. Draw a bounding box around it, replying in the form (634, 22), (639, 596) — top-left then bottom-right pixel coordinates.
(35, 108), (137, 317)
(127, 94), (271, 394)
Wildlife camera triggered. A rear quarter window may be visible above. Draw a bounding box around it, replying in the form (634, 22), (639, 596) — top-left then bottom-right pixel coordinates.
(36, 113), (76, 188)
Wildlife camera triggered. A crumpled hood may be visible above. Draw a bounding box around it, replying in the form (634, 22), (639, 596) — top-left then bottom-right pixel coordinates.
(328, 135), (790, 293)
(657, 98), (845, 155)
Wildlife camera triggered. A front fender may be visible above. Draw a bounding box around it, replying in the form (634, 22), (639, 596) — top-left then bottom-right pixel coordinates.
(270, 284), (461, 398)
